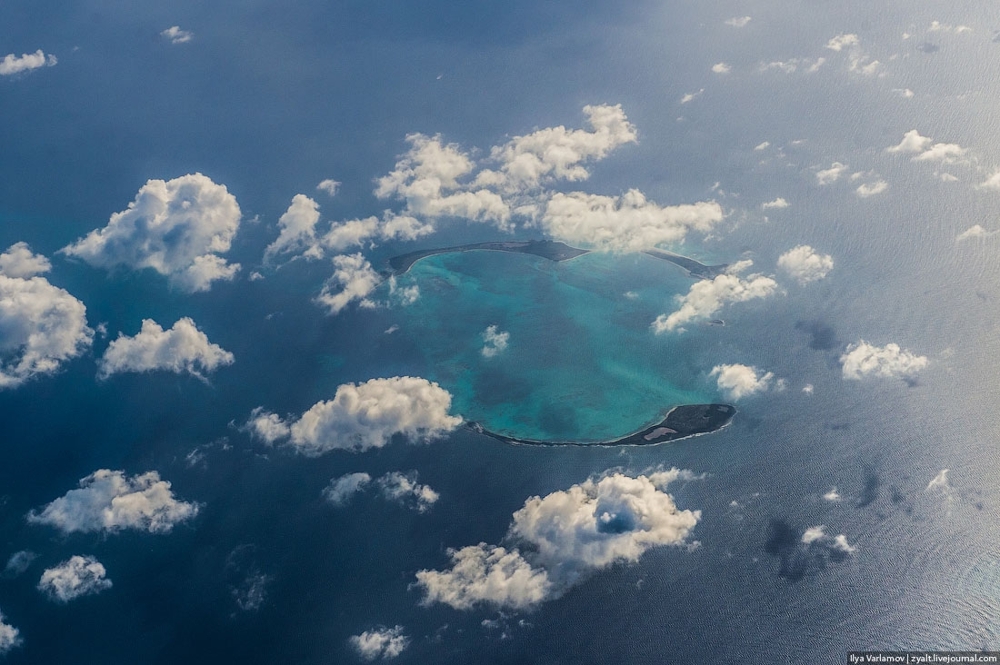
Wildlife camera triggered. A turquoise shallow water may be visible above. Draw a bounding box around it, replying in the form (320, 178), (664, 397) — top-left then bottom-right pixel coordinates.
(395, 249), (716, 442)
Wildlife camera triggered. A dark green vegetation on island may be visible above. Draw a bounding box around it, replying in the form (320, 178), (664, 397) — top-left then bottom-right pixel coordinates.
(385, 240), (728, 277)
(466, 403), (736, 447)
(642, 248), (729, 279)
(386, 240), (590, 275)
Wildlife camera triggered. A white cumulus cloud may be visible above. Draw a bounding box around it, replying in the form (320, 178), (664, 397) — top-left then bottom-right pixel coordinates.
(956, 225), (998, 241)
(264, 194), (323, 262)
(978, 171), (1000, 190)
(0, 274), (93, 388)
(816, 162), (848, 185)
(60, 173), (242, 292)
(0, 610), (20, 655)
(652, 262), (780, 333)
(840, 341), (928, 381)
(825, 34), (860, 51)
(38, 555), (112, 602)
(762, 198), (789, 210)
(856, 181), (888, 198)
(481, 325), (509, 358)
(314, 253), (383, 315)
(710, 364), (774, 400)
(250, 376), (462, 455)
(0, 50), (57, 76)
(0, 242), (51, 278)
(316, 179), (341, 196)
(377, 472), (440, 512)
(777, 245), (834, 284)
(161, 26), (193, 44)
(349, 626), (409, 661)
(887, 130), (967, 164)
(27, 469), (199, 534)
(323, 472), (373, 505)
(98, 317), (233, 379)
(711, 62), (731, 74)
(415, 471), (700, 610)
(540, 190), (723, 252)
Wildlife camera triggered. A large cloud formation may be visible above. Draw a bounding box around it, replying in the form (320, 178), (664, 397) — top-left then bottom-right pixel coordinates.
(840, 341), (928, 381)
(777, 245), (834, 284)
(61, 174), (242, 292)
(247, 376), (462, 455)
(349, 626), (409, 661)
(27, 469), (200, 534)
(0, 269), (94, 388)
(0, 610), (19, 655)
(98, 317), (234, 379)
(37, 555), (112, 602)
(652, 261), (780, 333)
(539, 190), (723, 252)
(415, 471), (700, 610)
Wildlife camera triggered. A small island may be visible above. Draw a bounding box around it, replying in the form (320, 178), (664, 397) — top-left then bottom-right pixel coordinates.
(465, 403), (736, 447)
(387, 240), (589, 275)
(385, 240), (727, 278)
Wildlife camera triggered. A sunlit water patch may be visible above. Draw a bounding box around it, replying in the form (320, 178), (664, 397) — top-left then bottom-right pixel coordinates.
(394, 249), (718, 442)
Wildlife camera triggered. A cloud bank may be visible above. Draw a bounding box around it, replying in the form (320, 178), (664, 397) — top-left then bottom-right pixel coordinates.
(415, 471), (700, 610)
(248, 376), (462, 455)
(61, 174), (242, 292)
(38, 555), (112, 602)
(98, 317), (234, 379)
(27, 469), (200, 534)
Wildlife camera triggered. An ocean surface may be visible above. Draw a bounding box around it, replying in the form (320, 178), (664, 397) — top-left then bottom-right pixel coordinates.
(3, 0), (1000, 662)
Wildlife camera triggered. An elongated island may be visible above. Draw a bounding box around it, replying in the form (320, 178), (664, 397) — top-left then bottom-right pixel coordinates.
(465, 403), (736, 447)
(385, 240), (727, 278)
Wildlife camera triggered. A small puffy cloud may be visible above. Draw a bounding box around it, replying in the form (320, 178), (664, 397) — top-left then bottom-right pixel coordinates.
(415, 544), (553, 611)
(887, 130), (966, 164)
(823, 487), (842, 502)
(0, 611), (20, 655)
(680, 89), (704, 104)
(926, 469), (950, 493)
(349, 626), (409, 661)
(754, 142), (770, 151)
(375, 134), (509, 228)
(481, 325), (509, 358)
(540, 189), (723, 252)
(323, 472), (372, 505)
(27, 469), (199, 534)
(244, 407), (291, 443)
(711, 62), (731, 74)
(264, 194), (322, 262)
(38, 555), (112, 602)
(161, 26), (193, 44)
(765, 520), (856, 581)
(856, 181), (888, 198)
(777, 245), (834, 284)
(0, 274), (93, 388)
(316, 179), (341, 196)
(98, 317), (233, 379)
(477, 104), (637, 191)
(416, 472), (700, 610)
(652, 263), (780, 333)
(3, 551), (36, 578)
(254, 376), (462, 455)
(60, 174), (241, 292)
(893, 88), (915, 99)
(801, 525), (856, 553)
(928, 21), (971, 34)
(725, 16), (751, 28)
(887, 129), (932, 154)
(377, 472), (439, 512)
(710, 364), (774, 400)
(840, 341), (928, 381)
(978, 171), (1000, 190)
(0, 50), (57, 76)
(826, 34), (860, 51)
(314, 253), (383, 315)
(815, 162), (848, 185)
(762, 198), (789, 210)
(0, 242), (51, 278)
(956, 225), (998, 241)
